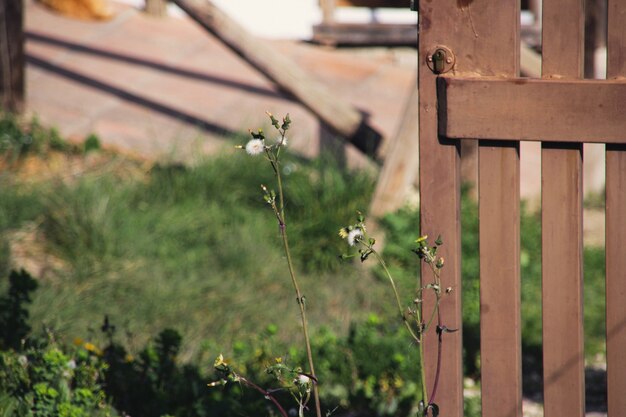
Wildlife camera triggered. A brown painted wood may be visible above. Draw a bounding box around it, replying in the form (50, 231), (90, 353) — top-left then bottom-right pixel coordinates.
(541, 1), (585, 416)
(605, 143), (626, 417)
(479, 141), (522, 417)
(605, 1), (626, 416)
(172, 0), (382, 156)
(370, 81), (418, 217)
(541, 144), (585, 417)
(0, 0), (25, 113)
(418, 2), (460, 415)
(438, 77), (626, 143)
(419, 0), (521, 415)
(476, 3), (522, 417)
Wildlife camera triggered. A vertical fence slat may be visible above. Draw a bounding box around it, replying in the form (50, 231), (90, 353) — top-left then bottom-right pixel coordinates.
(479, 141), (522, 417)
(541, 1), (585, 415)
(605, 1), (626, 415)
(418, 2), (463, 413)
(477, 2), (522, 417)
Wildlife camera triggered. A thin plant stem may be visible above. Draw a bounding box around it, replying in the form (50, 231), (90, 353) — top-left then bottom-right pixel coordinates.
(271, 152), (322, 417)
(279, 227), (322, 417)
(419, 329), (429, 407)
(429, 308), (443, 406)
(373, 251), (420, 344)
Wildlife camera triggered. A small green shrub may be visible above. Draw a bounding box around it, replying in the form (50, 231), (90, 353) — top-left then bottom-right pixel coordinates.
(0, 114), (72, 162)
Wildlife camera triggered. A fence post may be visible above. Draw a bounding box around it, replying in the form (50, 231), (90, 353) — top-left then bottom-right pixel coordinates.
(0, 0), (25, 113)
(541, 1), (585, 416)
(419, 1), (522, 416)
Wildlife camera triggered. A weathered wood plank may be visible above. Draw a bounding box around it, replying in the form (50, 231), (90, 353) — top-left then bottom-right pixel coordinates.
(172, 0), (382, 156)
(605, 1), (626, 416)
(438, 77), (626, 143)
(541, 0), (585, 416)
(312, 22), (417, 46)
(0, 0), (25, 113)
(476, 3), (522, 417)
(369, 82), (418, 217)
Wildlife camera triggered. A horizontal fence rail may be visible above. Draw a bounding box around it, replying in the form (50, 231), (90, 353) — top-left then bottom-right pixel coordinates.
(438, 77), (626, 143)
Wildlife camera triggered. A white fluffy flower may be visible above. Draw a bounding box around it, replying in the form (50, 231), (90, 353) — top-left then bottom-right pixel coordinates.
(347, 228), (363, 246)
(245, 139), (265, 155)
(294, 374), (310, 385)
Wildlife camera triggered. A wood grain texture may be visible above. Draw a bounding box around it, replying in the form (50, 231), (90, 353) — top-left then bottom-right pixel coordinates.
(172, 0), (382, 156)
(419, 1), (520, 415)
(605, 1), (626, 416)
(439, 77), (626, 143)
(479, 141), (522, 417)
(474, 2), (522, 417)
(541, 1), (585, 416)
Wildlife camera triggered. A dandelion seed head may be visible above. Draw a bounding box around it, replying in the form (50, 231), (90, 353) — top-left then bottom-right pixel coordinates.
(295, 374), (310, 385)
(245, 139), (265, 155)
(347, 228), (363, 246)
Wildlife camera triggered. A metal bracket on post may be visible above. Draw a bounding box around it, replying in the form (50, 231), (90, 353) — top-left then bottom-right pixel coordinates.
(426, 46), (456, 74)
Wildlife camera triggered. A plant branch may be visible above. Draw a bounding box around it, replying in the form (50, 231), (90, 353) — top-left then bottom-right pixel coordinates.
(239, 376), (289, 417)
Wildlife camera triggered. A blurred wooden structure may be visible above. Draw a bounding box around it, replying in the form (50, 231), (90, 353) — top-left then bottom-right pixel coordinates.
(0, 0), (25, 113)
(418, 2), (626, 417)
(145, 0), (167, 17)
(313, 0), (416, 46)
(172, 0), (382, 156)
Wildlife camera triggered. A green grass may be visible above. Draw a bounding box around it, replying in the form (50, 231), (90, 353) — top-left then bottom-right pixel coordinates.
(0, 149), (385, 360)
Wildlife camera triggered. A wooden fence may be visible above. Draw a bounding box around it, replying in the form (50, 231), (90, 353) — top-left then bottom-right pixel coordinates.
(418, 1), (626, 416)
